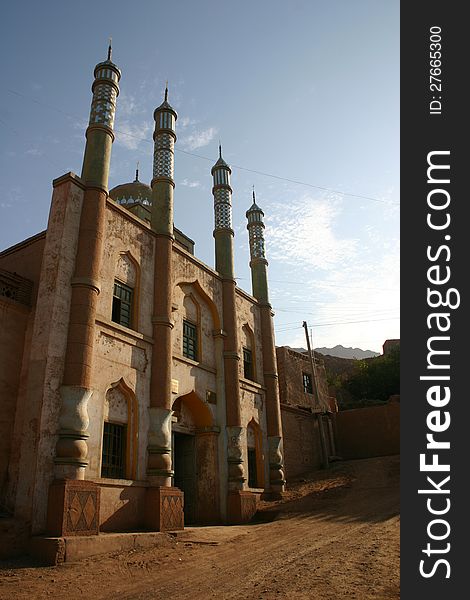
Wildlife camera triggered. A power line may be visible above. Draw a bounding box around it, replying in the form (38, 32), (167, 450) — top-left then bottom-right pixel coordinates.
(5, 88), (399, 206)
(237, 275), (398, 292)
(283, 316), (399, 327)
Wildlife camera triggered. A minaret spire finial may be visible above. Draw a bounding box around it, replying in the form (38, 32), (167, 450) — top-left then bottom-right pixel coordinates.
(164, 81), (168, 102)
(252, 185), (256, 203)
(135, 161), (140, 182)
(219, 141), (222, 158)
(107, 37), (112, 61)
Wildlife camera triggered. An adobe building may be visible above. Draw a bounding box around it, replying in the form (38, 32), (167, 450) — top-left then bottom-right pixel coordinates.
(0, 46), (286, 544)
(382, 338), (400, 357)
(276, 346), (337, 478)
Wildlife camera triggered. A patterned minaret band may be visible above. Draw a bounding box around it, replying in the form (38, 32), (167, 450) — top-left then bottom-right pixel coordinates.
(212, 145), (233, 230)
(88, 45), (120, 131)
(81, 43), (121, 189)
(246, 190), (269, 303)
(247, 191), (266, 260)
(153, 87), (177, 181)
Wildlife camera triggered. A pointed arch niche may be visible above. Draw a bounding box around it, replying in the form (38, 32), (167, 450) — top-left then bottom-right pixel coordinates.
(175, 280), (221, 368)
(247, 418), (264, 489)
(101, 378), (138, 480)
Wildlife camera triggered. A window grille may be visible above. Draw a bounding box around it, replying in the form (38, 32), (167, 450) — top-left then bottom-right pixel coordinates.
(243, 347), (254, 380)
(101, 422), (126, 479)
(183, 320), (198, 361)
(303, 372), (313, 394)
(112, 281), (133, 328)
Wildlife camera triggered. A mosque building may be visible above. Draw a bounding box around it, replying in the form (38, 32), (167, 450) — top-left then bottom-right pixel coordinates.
(0, 45), (288, 539)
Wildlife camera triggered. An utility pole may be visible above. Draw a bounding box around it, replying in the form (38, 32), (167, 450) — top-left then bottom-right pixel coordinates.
(303, 320), (320, 405)
(303, 320), (329, 468)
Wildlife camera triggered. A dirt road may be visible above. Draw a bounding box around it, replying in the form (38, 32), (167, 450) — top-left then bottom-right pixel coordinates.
(0, 456), (400, 600)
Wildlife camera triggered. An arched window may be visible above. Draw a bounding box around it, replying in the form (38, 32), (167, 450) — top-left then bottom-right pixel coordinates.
(241, 325), (256, 381)
(101, 379), (138, 480)
(112, 252), (139, 329)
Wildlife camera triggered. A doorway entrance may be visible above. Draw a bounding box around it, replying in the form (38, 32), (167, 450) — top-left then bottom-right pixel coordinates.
(172, 391), (220, 524)
(173, 431), (197, 525)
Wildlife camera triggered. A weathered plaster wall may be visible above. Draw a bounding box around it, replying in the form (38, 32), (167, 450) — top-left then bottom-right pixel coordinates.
(90, 204), (155, 482)
(195, 433), (219, 523)
(3, 303), (35, 512)
(12, 175), (84, 533)
(0, 298), (29, 505)
(98, 201), (155, 338)
(235, 290), (269, 489)
(0, 234), (45, 306)
(235, 290), (263, 384)
(98, 480), (148, 532)
(240, 384), (268, 489)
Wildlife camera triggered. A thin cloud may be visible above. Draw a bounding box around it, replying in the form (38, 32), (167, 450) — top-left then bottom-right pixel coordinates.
(274, 238), (400, 352)
(26, 148), (42, 156)
(179, 116), (197, 130)
(180, 127), (217, 151)
(118, 93), (142, 117)
(180, 178), (201, 188)
(266, 194), (358, 270)
(115, 121), (151, 150)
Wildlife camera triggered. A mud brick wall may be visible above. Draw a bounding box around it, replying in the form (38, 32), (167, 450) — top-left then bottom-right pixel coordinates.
(276, 346), (329, 411)
(281, 405), (323, 478)
(335, 402), (400, 459)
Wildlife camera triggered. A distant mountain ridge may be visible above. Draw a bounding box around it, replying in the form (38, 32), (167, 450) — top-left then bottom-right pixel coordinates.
(288, 345), (379, 359)
(315, 345), (379, 359)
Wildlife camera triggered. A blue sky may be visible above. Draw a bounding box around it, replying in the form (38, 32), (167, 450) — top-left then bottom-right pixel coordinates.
(0, 0), (399, 353)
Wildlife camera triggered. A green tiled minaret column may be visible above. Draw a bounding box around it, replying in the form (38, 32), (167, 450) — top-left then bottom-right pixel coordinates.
(247, 194), (286, 497)
(212, 148), (256, 522)
(147, 88), (177, 488)
(143, 89), (184, 532)
(57, 46), (121, 481)
(47, 46), (120, 538)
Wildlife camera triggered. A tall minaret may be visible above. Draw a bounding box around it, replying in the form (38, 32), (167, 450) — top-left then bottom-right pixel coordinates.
(57, 43), (121, 480)
(151, 85), (177, 235)
(212, 145), (234, 277)
(246, 191), (285, 497)
(81, 41), (121, 188)
(147, 87), (178, 489)
(212, 146), (248, 520)
(246, 190), (268, 301)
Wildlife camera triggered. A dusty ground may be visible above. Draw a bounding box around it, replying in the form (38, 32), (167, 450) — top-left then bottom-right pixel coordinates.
(0, 456), (400, 600)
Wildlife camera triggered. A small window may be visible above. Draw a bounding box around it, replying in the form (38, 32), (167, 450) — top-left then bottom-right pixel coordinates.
(183, 320), (198, 361)
(243, 347), (253, 380)
(101, 422), (126, 479)
(303, 372), (313, 394)
(112, 281), (133, 328)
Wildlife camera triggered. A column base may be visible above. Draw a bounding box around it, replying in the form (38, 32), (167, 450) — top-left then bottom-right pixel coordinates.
(144, 486), (184, 531)
(46, 479), (100, 536)
(261, 489), (285, 501)
(226, 490), (257, 524)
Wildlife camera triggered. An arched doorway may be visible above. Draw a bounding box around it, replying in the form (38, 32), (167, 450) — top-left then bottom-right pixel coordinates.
(172, 392), (220, 524)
